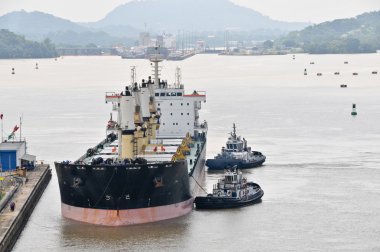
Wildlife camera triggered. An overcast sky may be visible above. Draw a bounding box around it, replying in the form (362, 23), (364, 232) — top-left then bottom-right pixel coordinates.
(1, 0), (380, 23)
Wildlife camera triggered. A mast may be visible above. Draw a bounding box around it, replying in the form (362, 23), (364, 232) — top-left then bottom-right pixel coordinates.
(1, 112), (3, 142)
(131, 66), (136, 86)
(232, 123), (236, 139)
(175, 66), (182, 88)
(150, 47), (163, 88)
(19, 115), (22, 141)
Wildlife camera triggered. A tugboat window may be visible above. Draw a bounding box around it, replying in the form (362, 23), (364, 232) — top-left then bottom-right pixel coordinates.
(160, 93), (165, 96)
(177, 92), (182, 96)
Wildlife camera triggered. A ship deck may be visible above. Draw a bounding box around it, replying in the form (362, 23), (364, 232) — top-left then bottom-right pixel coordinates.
(79, 137), (205, 174)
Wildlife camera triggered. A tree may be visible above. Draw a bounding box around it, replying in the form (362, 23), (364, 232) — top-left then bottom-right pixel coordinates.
(263, 40), (274, 49)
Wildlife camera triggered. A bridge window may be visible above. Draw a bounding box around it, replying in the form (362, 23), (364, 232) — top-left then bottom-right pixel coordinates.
(160, 93), (165, 96)
(177, 92), (183, 96)
(155, 93), (159, 97)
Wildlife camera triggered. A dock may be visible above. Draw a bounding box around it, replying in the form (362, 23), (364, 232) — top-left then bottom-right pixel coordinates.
(0, 164), (51, 252)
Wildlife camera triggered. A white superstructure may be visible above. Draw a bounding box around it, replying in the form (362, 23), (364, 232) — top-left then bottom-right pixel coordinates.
(102, 50), (207, 164)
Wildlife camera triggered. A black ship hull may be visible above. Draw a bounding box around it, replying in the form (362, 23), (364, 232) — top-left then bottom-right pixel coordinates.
(55, 160), (194, 225)
(55, 139), (207, 226)
(206, 154), (266, 170)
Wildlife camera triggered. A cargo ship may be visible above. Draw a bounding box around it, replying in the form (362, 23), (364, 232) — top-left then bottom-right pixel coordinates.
(55, 54), (207, 226)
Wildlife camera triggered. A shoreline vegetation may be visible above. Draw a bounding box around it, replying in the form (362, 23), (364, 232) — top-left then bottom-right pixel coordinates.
(0, 29), (58, 59)
(275, 11), (380, 54)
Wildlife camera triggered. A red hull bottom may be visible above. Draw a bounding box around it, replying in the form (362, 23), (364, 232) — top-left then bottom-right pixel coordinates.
(61, 198), (194, 226)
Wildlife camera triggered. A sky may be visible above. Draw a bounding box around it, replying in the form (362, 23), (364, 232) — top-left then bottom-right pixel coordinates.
(0, 0), (380, 23)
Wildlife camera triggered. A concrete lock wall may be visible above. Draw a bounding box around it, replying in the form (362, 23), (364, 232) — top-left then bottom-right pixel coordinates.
(0, 166), (51, 252)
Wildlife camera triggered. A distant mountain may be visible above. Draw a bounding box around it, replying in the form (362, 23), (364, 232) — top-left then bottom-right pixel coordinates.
(93, 0), (309, 32)
(0, 1), (311, 47)
(0, 10), (85, 40)
(0, 10), (138, 46)
(0, 29), (57, 58)
(277, 11), (380, 53)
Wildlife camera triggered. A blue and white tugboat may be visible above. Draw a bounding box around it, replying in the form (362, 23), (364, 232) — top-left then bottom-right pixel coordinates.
(206, 124), (265, 170)
(194, 166), (263, 209)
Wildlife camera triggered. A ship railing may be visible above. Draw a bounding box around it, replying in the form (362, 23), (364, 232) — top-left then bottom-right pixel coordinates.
(105, 92), (121, 103)
(150, 139), (164, 145)
(184, 91), (206, 99)
(194, 122), (208, 132)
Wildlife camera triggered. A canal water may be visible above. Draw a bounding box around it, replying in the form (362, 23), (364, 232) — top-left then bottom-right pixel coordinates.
(1, 53), (380, 251)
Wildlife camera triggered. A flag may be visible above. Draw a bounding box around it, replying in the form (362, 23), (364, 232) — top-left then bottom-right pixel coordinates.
(13, 125), (19, 133)
(7, 125), (19, 140)
(8, 132), (15, 140)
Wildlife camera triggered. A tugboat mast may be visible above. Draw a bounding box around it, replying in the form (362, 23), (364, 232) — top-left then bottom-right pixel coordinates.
(232, 123), (237, 139)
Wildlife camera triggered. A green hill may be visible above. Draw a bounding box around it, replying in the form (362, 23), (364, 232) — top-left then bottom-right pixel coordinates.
(0, 29), (57, 58)
(277, 11), (380, 54)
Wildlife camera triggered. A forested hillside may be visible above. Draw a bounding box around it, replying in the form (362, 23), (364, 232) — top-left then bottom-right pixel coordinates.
(0, 29), (57, 58)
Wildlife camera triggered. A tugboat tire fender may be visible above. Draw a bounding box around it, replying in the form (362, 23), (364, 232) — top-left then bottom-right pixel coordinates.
(227, 190), (232, 197)
(217, 191), (222, 197)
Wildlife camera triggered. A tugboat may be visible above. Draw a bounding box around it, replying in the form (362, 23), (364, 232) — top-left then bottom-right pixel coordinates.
(194, 166), (263, 209)
(206, 124), (265, 170)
